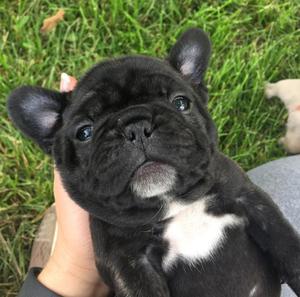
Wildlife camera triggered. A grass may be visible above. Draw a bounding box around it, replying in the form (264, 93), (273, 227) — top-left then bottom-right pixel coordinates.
(0, 0), (299, 295)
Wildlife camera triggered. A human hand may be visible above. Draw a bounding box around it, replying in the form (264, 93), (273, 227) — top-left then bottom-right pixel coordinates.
(38, 74), (110, 297)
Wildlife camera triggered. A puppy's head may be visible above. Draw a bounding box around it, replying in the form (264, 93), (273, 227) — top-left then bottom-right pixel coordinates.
(8, 28), (217, 226)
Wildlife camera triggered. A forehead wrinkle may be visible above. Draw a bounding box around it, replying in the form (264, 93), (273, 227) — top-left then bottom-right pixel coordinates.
(142, 72), (178, 84)
(67, 93), (103, 121)
(75, 57), (179, 93)
(125, 72), (186, 98)
(68, 57), (197, 119)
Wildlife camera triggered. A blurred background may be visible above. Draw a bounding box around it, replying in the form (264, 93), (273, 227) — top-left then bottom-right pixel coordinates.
(0, 0), (299, 296)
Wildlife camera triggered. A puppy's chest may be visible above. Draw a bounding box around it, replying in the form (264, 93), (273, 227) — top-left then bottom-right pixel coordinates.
(161, 199), (241, 271)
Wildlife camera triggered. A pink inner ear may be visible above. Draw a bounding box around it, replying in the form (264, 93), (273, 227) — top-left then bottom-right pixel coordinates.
(60, 73), (78, 92)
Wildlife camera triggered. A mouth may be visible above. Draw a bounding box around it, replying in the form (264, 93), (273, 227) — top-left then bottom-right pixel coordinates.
(130, 161), (177, 198)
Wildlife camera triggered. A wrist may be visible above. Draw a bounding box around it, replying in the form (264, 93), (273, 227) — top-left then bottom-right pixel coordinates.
(38, 253), (109, 297)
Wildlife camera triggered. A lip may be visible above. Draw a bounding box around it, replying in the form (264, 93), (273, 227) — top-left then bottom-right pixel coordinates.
(131, 160), (177, 198)
(134, 161), (167, 178)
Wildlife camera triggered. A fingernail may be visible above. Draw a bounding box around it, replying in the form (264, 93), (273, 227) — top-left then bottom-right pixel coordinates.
(60, 72), (71, 92)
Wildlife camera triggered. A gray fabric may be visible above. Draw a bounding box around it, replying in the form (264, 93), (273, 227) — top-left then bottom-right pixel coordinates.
(18, 267), (62, 297)
(248, 155), (300, 297)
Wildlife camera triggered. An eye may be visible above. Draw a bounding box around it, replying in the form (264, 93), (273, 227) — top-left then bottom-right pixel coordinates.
(76, 125), (93, 141)
(172, 95), (191, 112)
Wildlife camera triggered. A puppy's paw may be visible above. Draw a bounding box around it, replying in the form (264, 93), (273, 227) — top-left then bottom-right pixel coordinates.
(265, 82), (277, 99)
(278, 137), (285, 145)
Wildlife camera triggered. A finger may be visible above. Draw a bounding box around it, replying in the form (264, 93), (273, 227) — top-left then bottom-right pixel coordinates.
(53, 169), (70, 204)
(60, 73), (78, 92)
(53, 169), (84, 217)
(53, 169), (91, 241)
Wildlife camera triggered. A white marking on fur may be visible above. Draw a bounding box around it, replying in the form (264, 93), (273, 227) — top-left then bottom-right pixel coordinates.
(162, 198), (241, 271)
(131, 165), (176, 198)
(249, 284), (258, 297)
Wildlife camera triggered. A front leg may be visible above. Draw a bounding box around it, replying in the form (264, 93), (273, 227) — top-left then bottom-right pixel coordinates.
(90, 216), (170, 297)
(106, 255), (169, 297)
(235, 184), (300, 295)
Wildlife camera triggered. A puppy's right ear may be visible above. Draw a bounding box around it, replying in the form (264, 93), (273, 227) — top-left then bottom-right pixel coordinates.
(7, 86), (68, 154)
(168, 28), (211, 85)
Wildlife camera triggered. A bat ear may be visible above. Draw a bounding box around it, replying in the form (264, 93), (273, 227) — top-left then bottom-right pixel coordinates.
(7, 86), (68, 153)
(168, 28), (211, 85)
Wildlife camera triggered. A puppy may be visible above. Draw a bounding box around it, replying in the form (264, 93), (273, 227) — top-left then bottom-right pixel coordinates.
(8, 29), (300, 297)
(265, 79), (300, 154)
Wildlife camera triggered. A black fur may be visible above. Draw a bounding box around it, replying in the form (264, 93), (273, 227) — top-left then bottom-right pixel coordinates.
(7, 28), (300, 297)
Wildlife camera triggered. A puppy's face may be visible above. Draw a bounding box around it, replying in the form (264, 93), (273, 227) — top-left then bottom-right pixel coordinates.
(8, 29), (217, 226)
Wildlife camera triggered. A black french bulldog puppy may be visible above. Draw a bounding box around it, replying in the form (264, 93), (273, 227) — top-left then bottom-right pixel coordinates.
(8, 28), (300, 297)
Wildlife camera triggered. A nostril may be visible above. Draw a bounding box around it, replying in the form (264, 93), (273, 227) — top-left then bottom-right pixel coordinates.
(129, 131), (136, 142)
(144, 127), (152, 138)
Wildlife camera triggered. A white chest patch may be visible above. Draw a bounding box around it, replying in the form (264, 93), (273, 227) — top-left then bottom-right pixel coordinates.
(162, 197), (241, 271)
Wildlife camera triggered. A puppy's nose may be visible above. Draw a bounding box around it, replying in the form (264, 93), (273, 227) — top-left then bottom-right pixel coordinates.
(124, 120), (153, 142)
(115, 105), (154, 143)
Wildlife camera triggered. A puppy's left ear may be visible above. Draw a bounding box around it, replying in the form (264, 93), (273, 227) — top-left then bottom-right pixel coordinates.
(168, 28), (211, 85)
